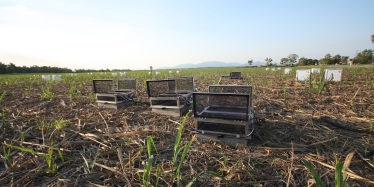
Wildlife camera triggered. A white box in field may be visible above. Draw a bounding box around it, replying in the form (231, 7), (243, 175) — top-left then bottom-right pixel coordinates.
(42, 75), (51, 80)
(112, 73), (117, 77)
(311, 68), (320, 74)
(265, 68), (269, 71)
(325, 68), (342, 81)
(271, 68), (275, 71)
(296, 69), (310, 81)
(52, 75), (61, 80)
(284, 68), (292, 74)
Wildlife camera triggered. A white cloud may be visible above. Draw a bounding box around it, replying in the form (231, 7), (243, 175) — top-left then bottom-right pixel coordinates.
(0, 4), (38, 16)
(1, 4), (25, 12)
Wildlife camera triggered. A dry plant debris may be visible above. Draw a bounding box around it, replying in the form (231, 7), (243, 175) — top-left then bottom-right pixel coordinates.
(0, 66), (373, 186)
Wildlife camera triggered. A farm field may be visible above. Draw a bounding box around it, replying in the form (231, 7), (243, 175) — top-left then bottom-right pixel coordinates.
(0, 65), (374, 186)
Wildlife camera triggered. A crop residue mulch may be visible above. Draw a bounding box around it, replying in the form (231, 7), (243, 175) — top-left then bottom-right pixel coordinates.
(0, 71), (374, 186)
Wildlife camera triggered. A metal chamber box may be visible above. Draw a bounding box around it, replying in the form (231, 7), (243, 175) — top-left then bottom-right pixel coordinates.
(193, 85), (254, 145)
(146, 77), (194, 117)
(93, 79), (136, 109)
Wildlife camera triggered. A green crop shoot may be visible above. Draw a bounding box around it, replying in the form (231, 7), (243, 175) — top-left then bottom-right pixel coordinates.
(21, 131), (26, 143)
(1, 110), (5, 133)
(302, 159), (347, 187)
(146, 136), (158, 158)
(23, 83), (33, 98)
(2, 145), (12, 168)
(335, 161), (347, 187)
(172, 110), (196, 186)
(41, 83), (54, 100)
(142, 155), (154, 187)
(4, 139), (63, 174)
(81, 150), (99, 174)
(45, 139), (59, 174)
(302, 159), (324, 187)
(0, 91), (6, 104)
(53, 119), (70, 130)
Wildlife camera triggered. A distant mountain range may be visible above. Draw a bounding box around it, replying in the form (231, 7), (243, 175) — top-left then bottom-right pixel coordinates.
(158, 61), (264, 69)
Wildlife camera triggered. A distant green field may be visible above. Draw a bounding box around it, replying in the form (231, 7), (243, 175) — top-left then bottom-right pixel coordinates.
(1, 64), (373, 89)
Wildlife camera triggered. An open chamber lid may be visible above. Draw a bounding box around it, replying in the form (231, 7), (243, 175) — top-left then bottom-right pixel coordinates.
(192, 92), (251, 121)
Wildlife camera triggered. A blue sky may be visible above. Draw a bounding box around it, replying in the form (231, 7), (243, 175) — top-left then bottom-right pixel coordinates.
(0, 0), (373, 70)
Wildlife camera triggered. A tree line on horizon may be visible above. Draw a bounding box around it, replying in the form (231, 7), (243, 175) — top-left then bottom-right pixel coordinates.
(248, 34), (374, 67)
(248, 49), (373, 67)
(0, 62), (73, 74)
(0, 62), (132, 74)
(248, 34), (374, 66)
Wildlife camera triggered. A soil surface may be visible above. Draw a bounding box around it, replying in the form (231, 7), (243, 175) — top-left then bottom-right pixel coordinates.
(0, 67), (374, 186)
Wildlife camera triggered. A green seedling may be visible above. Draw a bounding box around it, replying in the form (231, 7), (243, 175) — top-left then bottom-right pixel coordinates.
(41, 83), (53, 100)
(172, 110), (196, 186)
(302, 159), (324, 187)
(69, 81), (83, 102)
(142, 155), (154, 187)
(155, 164), (162, 187)
(146, 136), (158, 157)
(2, 145), (12, 168)
(45, 139), (59, 174)
(282, 83), (287, 98)
(23, 83), (33, 98)
(81, 150), (99, 174)
(21, 131), (26, 143)
(88, 93), (96, 103)
(302, 159), (347, 187)
(4, 139), (63, 174)
(335, 161), (347, 187)
(0, 91), (6, 104)
(53, 119), (70, 130)
(1, 110), (5, 133)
